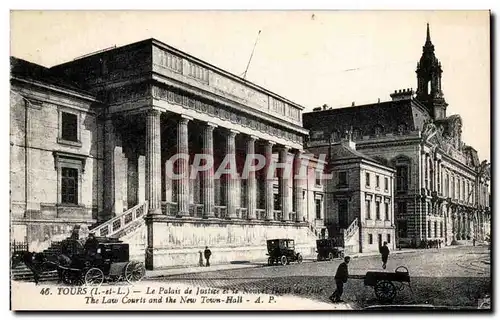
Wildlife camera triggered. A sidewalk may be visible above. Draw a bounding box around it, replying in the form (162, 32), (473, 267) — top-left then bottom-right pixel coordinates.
(144, 245), (464, 279)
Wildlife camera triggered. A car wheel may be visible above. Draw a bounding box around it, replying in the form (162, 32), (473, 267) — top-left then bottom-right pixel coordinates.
(297, 254), (303, 264)
(328, 252), (334, 261)
(280, 255), (288, 266)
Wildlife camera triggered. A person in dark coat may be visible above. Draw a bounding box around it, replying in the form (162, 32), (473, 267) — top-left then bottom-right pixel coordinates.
(329, 256), (351, 303)
(380, 241), (390, 269)
(84, 233), (99, 257)
(204, 246), (212, 267)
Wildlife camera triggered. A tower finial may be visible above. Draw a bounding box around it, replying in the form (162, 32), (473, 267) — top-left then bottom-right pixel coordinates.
(426, 23), (431, 44)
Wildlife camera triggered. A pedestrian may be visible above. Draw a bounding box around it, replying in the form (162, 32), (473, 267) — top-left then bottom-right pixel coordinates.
(204, 246), (212, 267)
(329, 256), (350, 303)
(473, 238), (476, 247)
(380, 241), (390, 269)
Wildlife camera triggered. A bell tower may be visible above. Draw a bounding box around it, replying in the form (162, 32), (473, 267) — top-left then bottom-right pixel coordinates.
(416, 23), (448, 119)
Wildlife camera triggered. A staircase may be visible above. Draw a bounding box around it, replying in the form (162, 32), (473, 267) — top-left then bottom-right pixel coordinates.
(11, 202), (148, 282)
(328, 218), (360, 254)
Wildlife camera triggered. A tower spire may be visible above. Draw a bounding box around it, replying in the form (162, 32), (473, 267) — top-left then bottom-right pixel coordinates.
(423, 23), (434, 52)
(426, 23), (431, 44)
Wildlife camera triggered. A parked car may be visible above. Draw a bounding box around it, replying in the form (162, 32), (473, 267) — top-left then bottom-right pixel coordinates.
(266, 239), (303, 266)
(316, 239), (344, 261)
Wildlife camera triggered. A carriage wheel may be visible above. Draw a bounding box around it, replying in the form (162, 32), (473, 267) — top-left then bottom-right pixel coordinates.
(328, 252), (334, 261)
(61, 270), (84, 286)
(125, 261), (146, 284)
(374, 280), (397, 303)
(280, 255), (288, 266)
(85, 268), (104, 286)
(268, 257), (274, 266)
(297, 254), (303, 264)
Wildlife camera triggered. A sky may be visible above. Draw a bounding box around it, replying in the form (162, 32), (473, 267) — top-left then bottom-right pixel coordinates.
(9, 10), (491, 161)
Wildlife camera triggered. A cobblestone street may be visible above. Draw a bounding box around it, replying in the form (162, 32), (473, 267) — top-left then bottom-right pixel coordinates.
(157, 245), (491, 308)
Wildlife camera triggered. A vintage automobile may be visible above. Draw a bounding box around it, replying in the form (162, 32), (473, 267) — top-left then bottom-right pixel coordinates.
(316, 239), (344, 261)
(58, 237), (145, 286)
(266, 239), (303, 266)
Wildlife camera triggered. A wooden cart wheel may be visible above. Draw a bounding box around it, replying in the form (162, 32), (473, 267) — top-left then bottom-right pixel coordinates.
(280, 255), (288, 266)
(328, 252), (334, 261)
(297, 254), (303, 264)
(85, 267), (104, 286)
(125, 261), (146, 284)
(374, 280), (397, 303)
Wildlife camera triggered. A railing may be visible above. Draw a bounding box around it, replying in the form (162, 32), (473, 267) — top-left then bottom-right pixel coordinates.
(90, 202), (148, 238)
(11, 240), (29, 253)
(343, 217), (359, 240)
(189, 204), (204, 217)
(256, 209), (266, 220)
(273, 210), (283, 221)
(214, 206), (227, 218)
(161, 201), (177, 216)
(236, 208), (248, 219)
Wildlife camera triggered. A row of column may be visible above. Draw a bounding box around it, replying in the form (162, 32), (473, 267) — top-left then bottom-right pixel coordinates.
(145, 109), (305, 222)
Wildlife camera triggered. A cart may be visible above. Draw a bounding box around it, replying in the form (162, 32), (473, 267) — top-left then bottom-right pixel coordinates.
(58, 238), (145, 286)
(316, 239), (344, 261)
(266, 239), (303, 266)
(350, 266), (411, 303)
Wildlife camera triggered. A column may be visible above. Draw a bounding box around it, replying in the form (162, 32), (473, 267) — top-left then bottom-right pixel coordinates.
(145, 109), (162, 215)
(224, 130), (238, 219)
(278, 146), (290, 221)
(201, 122), (217, 218)
(176, 115), (191, 217)
(246, 135), (258, 220)
(103, 118), (116, 220)
(293, 150), (305, 222)
(263, 141), (275, 220)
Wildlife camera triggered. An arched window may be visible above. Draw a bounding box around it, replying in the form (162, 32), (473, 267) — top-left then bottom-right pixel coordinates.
(427, 80), (432, 95)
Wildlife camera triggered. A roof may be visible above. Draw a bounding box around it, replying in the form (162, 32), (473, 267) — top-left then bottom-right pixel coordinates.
(10, 57), (95, 97)
(303, 99), (419, 136)
(330, 143), (378, 163)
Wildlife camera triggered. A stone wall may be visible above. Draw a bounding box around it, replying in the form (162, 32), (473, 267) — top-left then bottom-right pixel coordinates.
(123, 218), (318, 269)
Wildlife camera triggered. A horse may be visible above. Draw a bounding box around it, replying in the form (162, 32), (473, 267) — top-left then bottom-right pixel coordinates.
(11, 251), (59, 285)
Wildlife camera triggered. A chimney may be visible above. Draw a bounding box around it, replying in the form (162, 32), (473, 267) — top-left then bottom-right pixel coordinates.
(351, 101), (355, 107)
(390, 88), (414, 101)
(341, 130), (356, 150)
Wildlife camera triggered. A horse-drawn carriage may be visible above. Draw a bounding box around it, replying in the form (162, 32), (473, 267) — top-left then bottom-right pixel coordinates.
(58, 237), (145, 286)
(266, 239), (303, 266)
(12, 236), (145, 286)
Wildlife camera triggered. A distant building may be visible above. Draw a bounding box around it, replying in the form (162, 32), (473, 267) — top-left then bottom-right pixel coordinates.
(303, 24), (491, 247)
(308, 134), (396, 253)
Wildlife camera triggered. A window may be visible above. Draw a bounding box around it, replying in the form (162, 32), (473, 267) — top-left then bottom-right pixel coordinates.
(462, 180), (466, 201)
(365, 199), (371, 220)
(368, 234), (373, 244)
(397, 123), (406, 135)
(440, 222), (444, 237)
(273, 193), (280, 210)
(375, 201), (381, 220)
(452, 176), (455, 199)
(396, 165), (408, 192)
(434, 221), (438, 238)
(397, 202), (407, 216)
(378, 234), (383, 247)
(427, 220), (432, 238)
(374, 125), (383, 136)
(315, 199), (321, 219)
(387, 234), (391, 244)
(61, 167), (78, 204)
(376, 175), (380, 188)
(397, 220), (408, 238)
(445, 173), (449, 197)
(366, 172), (371, 187)
(338, 171), (348, 188)
(315, 171), (322, 186)
(61, 112), (78, 142)
(384, 177), (389, 191)
(338, 200), (348, 228)
(384, 202), (390, 221)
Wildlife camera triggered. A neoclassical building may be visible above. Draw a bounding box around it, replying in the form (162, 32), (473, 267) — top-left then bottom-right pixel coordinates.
(303, 25), (491, 247)
(10, 38), (327, 269)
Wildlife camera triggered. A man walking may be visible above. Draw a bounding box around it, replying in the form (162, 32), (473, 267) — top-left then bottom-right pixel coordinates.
(204, 246), (212, 267)
(380, 241), (390, 269)
(329, 256), (351, 303)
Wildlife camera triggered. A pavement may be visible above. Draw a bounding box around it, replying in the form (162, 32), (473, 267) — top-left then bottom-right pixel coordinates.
(145, 246), (457, 279)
